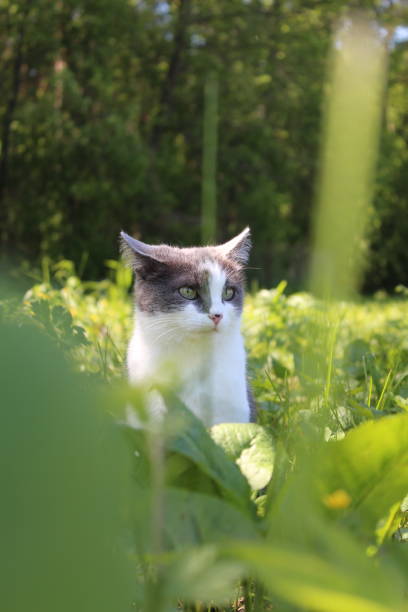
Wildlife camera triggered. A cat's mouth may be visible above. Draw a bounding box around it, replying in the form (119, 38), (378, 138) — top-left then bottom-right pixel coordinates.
(195, 323), (221, 334)
(210, 322), (223, 333)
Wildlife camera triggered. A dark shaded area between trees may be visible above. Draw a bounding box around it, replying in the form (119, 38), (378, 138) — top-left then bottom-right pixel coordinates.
(1, 0), (408, 292)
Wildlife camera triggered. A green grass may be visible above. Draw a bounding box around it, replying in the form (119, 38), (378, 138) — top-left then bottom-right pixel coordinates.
(244, 284), (408, 438)
(21, 261), (408, 432)
(2, 261), (408, 612)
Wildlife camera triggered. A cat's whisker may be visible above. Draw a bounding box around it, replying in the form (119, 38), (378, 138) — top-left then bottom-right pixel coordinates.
(140, 318), (172, 332)
(142, 320), (177, 332)
(146, 325), (183, 339)
(142, 315), (183, 326)
(152, 327), (182, 344)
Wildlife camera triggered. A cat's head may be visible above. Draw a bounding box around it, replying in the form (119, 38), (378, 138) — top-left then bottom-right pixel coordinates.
(120, 228), (251, 335)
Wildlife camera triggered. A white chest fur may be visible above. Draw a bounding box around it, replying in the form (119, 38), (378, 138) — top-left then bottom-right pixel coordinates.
(127, 313), (250, 426)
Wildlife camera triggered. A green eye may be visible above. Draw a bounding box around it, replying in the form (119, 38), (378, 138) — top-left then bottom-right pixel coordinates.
(179, 286), (198, 300)
(223, 286), (235, 301)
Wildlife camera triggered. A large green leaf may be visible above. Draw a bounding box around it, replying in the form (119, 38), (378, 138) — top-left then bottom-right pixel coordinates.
(123, 400), (257, 523)
(266, 471), (407, 612)
(222, 541), (406, 612)
(319, 414), (408, 535)
(0, 323), (137, 612)
(257, 415), (408, 611)
(165, 403), (255, 516)
(210, 423), (275, 490)
(163, 488), (260, 549)
(123, 484), (260, 559)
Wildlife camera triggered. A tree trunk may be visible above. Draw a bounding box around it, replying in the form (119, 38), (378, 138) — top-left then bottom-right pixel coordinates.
(201, 71), (219, 244)
(0, 0), (31, 250)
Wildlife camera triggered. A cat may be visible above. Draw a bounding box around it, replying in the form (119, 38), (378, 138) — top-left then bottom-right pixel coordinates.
(120, 227), (255, 426)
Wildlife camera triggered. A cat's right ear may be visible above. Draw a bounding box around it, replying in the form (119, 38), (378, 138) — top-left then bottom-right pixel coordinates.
(120, 231), (167, 279)
(216, 227), (251, 265)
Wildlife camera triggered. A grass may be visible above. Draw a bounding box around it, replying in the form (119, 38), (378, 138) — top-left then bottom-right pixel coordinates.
(21, 262), (408, 433)
(18, 257), (408, 453)
(1, 260), (407, 612)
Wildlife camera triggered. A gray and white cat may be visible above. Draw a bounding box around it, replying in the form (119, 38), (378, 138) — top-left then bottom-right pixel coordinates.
(120, 227), (254, 426)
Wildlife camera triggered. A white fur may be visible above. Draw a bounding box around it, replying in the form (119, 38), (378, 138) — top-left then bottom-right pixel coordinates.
(127, 261), (250, 426)
(203, 259), (226, 316)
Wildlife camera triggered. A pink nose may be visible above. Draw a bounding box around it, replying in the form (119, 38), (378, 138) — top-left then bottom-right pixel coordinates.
(209, 313), (223, 325)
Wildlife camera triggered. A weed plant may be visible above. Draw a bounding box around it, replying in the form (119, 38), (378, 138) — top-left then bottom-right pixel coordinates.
(1, 255), (406, 612)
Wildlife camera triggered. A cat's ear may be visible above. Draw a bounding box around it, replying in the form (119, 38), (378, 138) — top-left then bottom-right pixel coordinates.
(120, 231), (167, 279)
(216, 227), (251, 265)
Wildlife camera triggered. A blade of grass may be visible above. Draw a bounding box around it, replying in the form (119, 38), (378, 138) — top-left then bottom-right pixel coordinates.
(375, 369), (393, 412)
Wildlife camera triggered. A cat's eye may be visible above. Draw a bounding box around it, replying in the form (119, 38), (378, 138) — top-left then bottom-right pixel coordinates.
(179, 286), (198, 300)
(223, 286), (235, 301)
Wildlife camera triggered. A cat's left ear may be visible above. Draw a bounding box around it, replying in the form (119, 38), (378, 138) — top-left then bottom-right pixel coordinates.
(120, 231), (168, 279)
(216, 227), (251, 265)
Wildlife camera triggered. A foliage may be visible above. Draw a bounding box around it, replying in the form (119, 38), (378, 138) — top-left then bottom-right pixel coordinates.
(20, 260), (408, 429)
(0, 321), (137, 612)
(1, 1), (408, 290)
(3, 259), (406, 610)
(1, 301), (408, 611)
(244, 283), (408, 439)
(22, 258), (133, 377)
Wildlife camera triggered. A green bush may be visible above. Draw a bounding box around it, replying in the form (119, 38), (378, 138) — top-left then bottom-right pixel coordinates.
(2, 260), (406, 611)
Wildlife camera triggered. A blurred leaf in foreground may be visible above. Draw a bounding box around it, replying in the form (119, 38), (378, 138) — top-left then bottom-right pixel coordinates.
(319, 413), (408, 538)
(0, 321), (137, 612)
(310, 15), (387, 300)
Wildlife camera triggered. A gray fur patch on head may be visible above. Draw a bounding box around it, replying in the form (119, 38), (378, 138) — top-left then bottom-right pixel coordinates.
(120, 229), (251, 314)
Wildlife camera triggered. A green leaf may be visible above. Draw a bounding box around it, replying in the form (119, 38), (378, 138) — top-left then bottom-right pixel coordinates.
(210, 423), (275, 490)
(166, 402), (254, 516)
(261, 418), (408, 611)
(163, 488), (260, 550)
(222, 541), (405, 612)
(30, 299), (52, 325)
(272, 357), (290, 379)
(375, 501), (402, 546)
(0, 322), (137, 612)
(319, 414), (408, 536)
(52, 304), (73, 328)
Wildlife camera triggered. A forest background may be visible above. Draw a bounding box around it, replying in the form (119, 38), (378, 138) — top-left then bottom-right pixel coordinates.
(1, 0), (408, 293)
(2, 4), (408, 611)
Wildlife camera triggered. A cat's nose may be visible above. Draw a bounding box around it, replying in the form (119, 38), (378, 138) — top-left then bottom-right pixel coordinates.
(209, 313), (223, 325)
